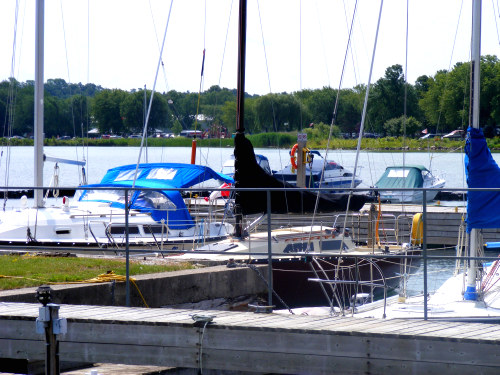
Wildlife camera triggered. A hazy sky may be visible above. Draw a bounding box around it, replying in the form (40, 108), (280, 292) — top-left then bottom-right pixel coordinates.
(1, 0), (499, 95)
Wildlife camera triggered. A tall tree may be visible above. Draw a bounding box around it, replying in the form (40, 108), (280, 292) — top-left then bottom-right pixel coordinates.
(92, 89), (128, 134)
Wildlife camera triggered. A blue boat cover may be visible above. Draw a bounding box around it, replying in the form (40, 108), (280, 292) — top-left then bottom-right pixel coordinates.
(79, 163), (233, 229)
(465, 127), (500, 231)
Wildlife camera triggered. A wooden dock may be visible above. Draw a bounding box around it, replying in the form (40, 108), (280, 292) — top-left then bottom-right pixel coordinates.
(1, 302), (500, 374)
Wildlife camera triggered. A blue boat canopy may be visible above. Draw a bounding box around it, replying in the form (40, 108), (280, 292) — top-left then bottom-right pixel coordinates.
(78, 163), (233, 229)
(375, 165), (428, 189)
(465, 127), (500, 232)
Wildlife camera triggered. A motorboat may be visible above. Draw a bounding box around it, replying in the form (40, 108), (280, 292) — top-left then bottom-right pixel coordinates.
(0, 163), (234, 248)
(375, 165), (445, 203)
(273, 151), (362, 191)
(222, 153), (271, 177)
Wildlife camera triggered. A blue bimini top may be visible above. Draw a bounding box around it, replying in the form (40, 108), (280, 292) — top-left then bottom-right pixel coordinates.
(78, 163), (233, 229)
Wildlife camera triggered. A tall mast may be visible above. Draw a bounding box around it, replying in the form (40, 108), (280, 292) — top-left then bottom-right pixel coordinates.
(233, 0), (247, 238)
(236, 0), (247, 135)
(34, 0), (45, 207)
(465, 0), (481, 301)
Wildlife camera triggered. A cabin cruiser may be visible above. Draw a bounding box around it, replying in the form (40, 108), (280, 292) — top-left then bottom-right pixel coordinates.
(273, 151), (361, 191)
(375, 165), (445, 203)
(222, 154), (271, 177)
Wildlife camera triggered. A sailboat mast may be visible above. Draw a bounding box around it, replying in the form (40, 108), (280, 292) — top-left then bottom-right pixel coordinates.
(233, 0), (247, 238)
(236, 0), (246, 135)
(465, 0), (481, 301)
(34, 0), (45, 208)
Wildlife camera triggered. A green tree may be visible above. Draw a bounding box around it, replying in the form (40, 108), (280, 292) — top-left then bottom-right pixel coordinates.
(171, 119), (183, 135)
(92, 89), (128, 134)
(367, 64), (420, 135)
(383, 116), (422, 137)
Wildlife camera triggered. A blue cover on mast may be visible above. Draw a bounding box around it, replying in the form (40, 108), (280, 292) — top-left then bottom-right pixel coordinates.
(465, 127), (500, 231)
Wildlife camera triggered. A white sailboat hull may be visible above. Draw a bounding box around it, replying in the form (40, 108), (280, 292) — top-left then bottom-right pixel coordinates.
(0, 200), (233, 248)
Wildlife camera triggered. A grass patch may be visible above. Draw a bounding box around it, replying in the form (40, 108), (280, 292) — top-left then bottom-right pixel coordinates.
(0, 254), (193, 290)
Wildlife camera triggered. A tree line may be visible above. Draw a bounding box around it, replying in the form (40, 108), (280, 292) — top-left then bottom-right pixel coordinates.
(1, 55), (500, 139)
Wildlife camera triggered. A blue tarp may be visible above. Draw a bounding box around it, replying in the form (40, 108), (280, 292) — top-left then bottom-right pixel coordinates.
(79, 163), (233, 229)
(465, 127), (500, 231)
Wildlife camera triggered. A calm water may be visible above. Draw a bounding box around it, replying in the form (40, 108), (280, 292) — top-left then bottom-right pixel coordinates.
(0, 145), (477, 189)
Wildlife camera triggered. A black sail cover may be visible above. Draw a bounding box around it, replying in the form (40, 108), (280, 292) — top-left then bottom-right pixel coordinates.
(234, 133), (367, 214)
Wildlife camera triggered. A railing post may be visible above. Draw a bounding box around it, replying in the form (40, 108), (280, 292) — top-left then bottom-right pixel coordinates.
(125, 188), (130, 307)
(267, 189), (273, 308)
(422, 189), (428, 320)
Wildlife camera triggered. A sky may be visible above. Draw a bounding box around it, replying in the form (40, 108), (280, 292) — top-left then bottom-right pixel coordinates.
(1, 0), (499, 96)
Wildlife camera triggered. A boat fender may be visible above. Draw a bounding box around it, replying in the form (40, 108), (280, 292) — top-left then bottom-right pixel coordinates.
(290, 143), (299, 170)
(411, 213), (423, 245)
(302, 147), (312, 164)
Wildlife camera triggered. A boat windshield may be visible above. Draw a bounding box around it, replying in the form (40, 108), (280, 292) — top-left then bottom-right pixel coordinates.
(79, 189), (127, 203)
(134, 190), (177, 210)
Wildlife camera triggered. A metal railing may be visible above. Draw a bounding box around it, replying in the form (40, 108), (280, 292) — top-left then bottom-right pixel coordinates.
(0, 184), (498, 321)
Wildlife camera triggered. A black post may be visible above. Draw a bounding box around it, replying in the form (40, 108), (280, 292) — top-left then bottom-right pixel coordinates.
(36, 285), (65, 375)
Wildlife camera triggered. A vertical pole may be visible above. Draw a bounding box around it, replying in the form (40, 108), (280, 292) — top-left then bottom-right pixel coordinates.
(266, 190), (273, 308)
(422, 190), (428, 320)
(465, 0), (482, 301)
(296, 138), (306, 188)
(34, 0), (45, 208)
(47, 305), (60, 375)
(125, 189), (130, 307)
(234, 0), (247, 238)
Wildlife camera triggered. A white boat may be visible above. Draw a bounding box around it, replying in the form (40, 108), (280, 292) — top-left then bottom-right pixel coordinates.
(273, 150), (362, 192)
(222, 153), (271, 177)
(375, 165), (445, 203)
(0, 3), (234, 250)
(0, 163), (234, 248)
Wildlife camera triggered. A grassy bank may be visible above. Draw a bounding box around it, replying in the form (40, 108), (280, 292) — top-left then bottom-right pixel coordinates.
(0, 254), (193, 290)
(3, 133), (496, 151)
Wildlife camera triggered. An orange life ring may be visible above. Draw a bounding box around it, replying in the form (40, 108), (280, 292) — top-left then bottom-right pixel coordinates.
(290, 143), (299, 169)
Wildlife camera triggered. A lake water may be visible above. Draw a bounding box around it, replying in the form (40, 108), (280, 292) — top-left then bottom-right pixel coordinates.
(0, 145), (478, 189)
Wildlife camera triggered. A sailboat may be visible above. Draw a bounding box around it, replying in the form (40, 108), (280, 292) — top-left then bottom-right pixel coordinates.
(173, 0), (422, 308)
(0, 1), (235, 249)
(302, 0), (500, 320)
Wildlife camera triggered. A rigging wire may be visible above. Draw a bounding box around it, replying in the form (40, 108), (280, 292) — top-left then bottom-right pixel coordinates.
(307, 0), (360, 236)
(148, 0), (172, 163)
(399, 0), (409, 213)
(192, 0), (207, 165)
(2, 0), (21, 210)
(255, 0), (292, 221)
(339, 0), (384, 250)
(132, 1), (173, 186)
(431, 0), (464, 168)
(493, 0), (500, 46)
(59, 0), (87, 186)
(213, 0), (235, 170)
